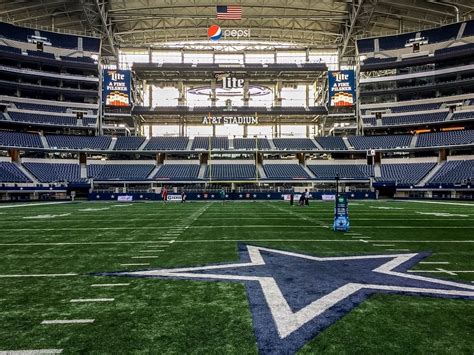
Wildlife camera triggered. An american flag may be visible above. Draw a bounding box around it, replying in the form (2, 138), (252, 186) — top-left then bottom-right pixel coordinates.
(216, 5), (242, 20)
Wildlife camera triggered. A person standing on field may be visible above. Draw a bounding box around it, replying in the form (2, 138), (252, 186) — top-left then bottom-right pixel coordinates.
(162, 186), (168, 204)
(220, 188), (226, 205)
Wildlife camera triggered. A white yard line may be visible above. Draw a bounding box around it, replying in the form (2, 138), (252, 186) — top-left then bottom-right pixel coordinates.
(0, 202), (71, 209)
(0, 273), (77, 278)
(0, 349), (63, 354)
(41, 319), (94, 325)
(0, 239), (473, 248)
(0, 241), (172, 246)
(70, 298), (114, 303)
(373, 244), (395, 247)
(403, 200), (474, 207)
(120, 263), (150, 266)
(131, 256), (160, 259)
(408, 269), (474, 275)
(2, 225), (473, 232)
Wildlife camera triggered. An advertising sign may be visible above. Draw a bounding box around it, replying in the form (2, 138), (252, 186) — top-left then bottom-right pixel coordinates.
(328, 70), (356, 107)
(103, 70), (131, 107)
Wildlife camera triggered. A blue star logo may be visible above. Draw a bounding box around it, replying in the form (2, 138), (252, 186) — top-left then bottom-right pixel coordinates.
(102, 245), (474, 354)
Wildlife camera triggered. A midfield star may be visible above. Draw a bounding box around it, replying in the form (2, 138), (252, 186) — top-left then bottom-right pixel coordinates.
(102, 244), (474, 354)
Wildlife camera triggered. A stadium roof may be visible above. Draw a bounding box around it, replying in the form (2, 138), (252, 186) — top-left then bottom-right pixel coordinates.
(1, 0), (473, 59)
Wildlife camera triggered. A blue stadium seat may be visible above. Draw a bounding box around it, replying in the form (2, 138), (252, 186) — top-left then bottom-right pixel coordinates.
(308, 164), (372, 179)
(9, 112), (78, 126)
(114, 136), (146, 150)
(192, 137), (229, 150)
(144, 137), (189, 150)
(0, 162), (31, 183)
(314, 137), (347, 150)
(427, 160), (473, 187)
(381, 112), (447, 126)
(451, 111), (474, 121)
(0, 45), (22, 54)
(348, 135), (412, 150)
(389, 103), (441, 113)
(26, 50), (56, 59)
(233, 138), (271, 150)
(154, 164), (200, 180)
(23, 162), (84, 183)
(263, 164), (310, 179)
(205, 164), (257, 180)
(375, 163), (436, 186)
(88, 164), (155, 180)
(46, 135), (111, 150)
(0, 131), (43, 148)
(272, 138), (316, 150)
(416, 130), (474, 147)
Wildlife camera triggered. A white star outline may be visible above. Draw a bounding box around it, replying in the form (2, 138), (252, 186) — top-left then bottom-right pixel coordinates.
(121, 245), (474, 339)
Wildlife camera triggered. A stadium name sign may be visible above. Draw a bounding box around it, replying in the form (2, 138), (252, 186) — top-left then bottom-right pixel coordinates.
(202, 116), (258, 125)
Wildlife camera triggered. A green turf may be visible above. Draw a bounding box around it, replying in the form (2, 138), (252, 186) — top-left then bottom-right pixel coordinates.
(0, 200), (473, 353)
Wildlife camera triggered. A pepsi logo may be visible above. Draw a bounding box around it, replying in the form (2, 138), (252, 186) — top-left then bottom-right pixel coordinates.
(208, 25), (222, 41)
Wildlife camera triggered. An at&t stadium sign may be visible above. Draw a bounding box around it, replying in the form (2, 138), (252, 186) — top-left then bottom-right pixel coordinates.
(202, 116), (258, 125)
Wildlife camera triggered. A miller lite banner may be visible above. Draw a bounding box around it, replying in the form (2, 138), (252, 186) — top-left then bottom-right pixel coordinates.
(103, 70), (131, 107)
(328, 70), (356, 107)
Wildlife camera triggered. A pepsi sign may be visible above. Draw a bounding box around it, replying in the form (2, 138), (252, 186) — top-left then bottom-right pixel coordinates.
(208, 25), (250, 41)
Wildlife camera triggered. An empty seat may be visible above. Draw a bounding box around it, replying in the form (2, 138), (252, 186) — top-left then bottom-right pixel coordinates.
(264, 164), (310, 179)
(416, 130), (474, 147)
(381, 112), (447, 126)
(272, 138), (316, 150)
(0, 162), (31, 183)
(88, 164), (154, 180)
(144, 137), (189, 150)
(375, 163), (436, 186)
(46, 135), (111, 150)
(205, 164), (257, 180)
(308, 164), (372, 179)
(348, 135), (412, 150)
(0, 131), (43, 148)
(114, 136), (146, 150)
(233, 138), (271, 150)
(24, 162), (83, 183)
(154, 164), (200, 180)
(192, 137), (229, 150)
(428, 160), (473, 187)
(9, 112), (77, 126)
(314, 137), (347, 150)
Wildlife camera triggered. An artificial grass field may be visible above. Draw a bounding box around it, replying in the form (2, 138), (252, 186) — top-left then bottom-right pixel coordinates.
(0, 199), (473, 354)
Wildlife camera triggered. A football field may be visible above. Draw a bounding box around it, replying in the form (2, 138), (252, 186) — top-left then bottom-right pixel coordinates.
(0, 200), (473, 354)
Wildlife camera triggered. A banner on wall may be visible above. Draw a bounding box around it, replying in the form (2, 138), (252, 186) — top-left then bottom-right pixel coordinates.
(103, 70), (131, 107)
(328, 70), (355, 107)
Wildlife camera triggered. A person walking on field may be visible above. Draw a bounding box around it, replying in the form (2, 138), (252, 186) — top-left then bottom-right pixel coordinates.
(162, 186), (168, 204)
(299, 192), (305, 207)
(220, 188), (226, 205)
(304, 189), (310, 206)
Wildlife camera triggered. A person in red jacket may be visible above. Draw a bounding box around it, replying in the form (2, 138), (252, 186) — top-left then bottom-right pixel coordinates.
(162, 186), (168, 203)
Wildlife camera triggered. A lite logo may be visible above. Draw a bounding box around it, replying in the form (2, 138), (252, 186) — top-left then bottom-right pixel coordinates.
(333, 72), (349, 82)
(215, 72), (244, 89)
(109, 71), (125, 81)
